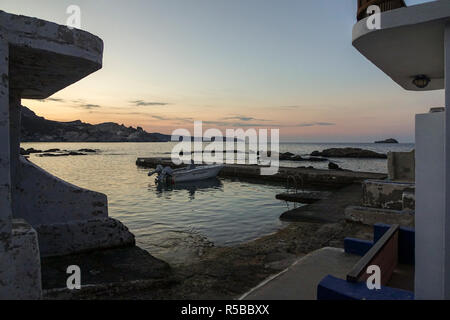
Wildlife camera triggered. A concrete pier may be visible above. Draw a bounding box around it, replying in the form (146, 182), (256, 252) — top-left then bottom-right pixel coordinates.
(136, 157), (386, 188)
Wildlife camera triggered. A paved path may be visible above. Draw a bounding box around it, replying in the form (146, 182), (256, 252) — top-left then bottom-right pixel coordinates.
(241, 247), (360, 300)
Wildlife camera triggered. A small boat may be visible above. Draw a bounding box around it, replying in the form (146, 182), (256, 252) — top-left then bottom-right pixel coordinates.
(148, 162), (224, 183)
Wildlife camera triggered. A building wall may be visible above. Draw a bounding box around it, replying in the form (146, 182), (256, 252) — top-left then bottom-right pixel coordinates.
(415, 111), (445, 299)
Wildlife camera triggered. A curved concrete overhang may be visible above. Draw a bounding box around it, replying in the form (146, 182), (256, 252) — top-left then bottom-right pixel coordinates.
(0, 10), (103, 99)
(352, 1), (450, 91)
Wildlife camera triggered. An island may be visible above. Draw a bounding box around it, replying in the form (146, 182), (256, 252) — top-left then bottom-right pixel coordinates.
(375, 138), (399, 144)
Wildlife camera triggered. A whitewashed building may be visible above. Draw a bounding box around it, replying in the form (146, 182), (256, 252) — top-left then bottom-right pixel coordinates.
(353, 0), (450, 299)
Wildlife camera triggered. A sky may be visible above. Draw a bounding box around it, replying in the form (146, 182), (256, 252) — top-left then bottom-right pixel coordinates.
(1, 0), (443, 142)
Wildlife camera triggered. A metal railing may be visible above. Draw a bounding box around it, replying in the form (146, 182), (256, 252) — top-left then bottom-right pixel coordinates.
(357, 0), (406, 21)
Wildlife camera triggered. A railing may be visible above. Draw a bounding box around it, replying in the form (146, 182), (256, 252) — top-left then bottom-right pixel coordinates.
(357, 0), (407, 21)
(346, 224), (399, 285)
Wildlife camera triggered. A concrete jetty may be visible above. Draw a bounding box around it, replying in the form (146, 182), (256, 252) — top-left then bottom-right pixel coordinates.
(280, 183), (363, 223)
(136, 157), (387, 188)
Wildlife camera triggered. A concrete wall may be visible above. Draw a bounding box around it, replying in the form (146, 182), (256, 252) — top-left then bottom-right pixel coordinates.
(9, 220), (42, 299)
(388, 150), (415, 182)
(0, 38), (42, 299)
(362, 180), (415, 211)
(13, 156), (135, 257)
(0, 33), (16, 300)
(415, 111), (445, 299)
(15, 156), (108, 225)
(1, 10), (135, 299)
(345, 206), (414, 227)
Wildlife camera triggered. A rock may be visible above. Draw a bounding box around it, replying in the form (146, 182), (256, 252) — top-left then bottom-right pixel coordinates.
(304, 156), (328, 162)
(20, 147), (28, 155)
(38, 153), (66, 157)
(328, 162), (341, 170)
(311, 148), (387, 159)
(375, 138), (398, 144)
(291, 155), (304, 161)
(38, 151), (87, 157)
(279, 152), (295, 160)
(78, 148), (97, 153)
(68, 151), (86, 156)
(25, 148), (42, 154)
(44, 148), (60, 153)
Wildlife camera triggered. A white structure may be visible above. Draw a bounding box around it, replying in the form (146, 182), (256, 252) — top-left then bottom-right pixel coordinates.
(0, 11), (134, 299)
(353, 1), (450, 299)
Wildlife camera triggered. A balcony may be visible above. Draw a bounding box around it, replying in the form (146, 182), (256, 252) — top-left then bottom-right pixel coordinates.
(352, 1), (450, 91)
(357, 0), (406, 21)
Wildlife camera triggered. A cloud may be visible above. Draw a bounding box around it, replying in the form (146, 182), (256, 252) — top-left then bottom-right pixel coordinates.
(203, 120), (280, 127)
(297, 122), (335, 127)
(79, 104), (101, 110)
(130, 100), (170, 107)
(38, 97), (66, 103)
(37, 98), (102, 110)
(152, 115), (193, 122)
(221, 115), (271, 122)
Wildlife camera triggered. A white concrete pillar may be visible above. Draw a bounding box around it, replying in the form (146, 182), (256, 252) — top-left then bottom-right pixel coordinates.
(415, 23), (450, 301)
(444, 23), (450, 300)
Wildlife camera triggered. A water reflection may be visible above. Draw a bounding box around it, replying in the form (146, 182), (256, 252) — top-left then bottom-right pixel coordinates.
(152, 178), (223, 199)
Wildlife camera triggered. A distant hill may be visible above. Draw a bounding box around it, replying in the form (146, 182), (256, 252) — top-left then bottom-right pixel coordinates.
(374, 138), (399, 144)
(20, 106), (172, 142)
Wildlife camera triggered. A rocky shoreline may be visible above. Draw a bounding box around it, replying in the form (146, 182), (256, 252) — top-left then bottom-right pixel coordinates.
(42, 183), (373, 300)
(20, 147), (98, 157)
(43, 220), (371, 300)
(311, 147), (387, 159)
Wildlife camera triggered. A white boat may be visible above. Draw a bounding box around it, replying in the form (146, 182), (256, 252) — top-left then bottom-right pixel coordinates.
(149, 163), (224, 183)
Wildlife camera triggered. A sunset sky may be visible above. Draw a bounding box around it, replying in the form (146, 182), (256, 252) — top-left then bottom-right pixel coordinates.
(2, 0), (442, 142)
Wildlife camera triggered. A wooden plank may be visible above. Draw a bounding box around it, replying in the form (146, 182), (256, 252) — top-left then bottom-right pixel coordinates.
(347, 224), (399, 284)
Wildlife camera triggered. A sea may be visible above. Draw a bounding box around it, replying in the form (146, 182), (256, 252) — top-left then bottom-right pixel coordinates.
(20, 141), (414, 264)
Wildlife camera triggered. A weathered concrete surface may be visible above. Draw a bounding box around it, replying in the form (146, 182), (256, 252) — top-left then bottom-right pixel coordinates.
(15, 156), (108, 225)
(345, 206), (414, 227)
(402, 191), (415, 212)
(0, 10), (103, 99)
(0, 35), (15, 299)
(362, 179), (415, 211)
(280, 183), (362, 223)
(13, 156), (135, 256)
(388, 150), (415, 182)
(8, 219), (42, 299)
(1, 219), (42, 299)
(241, 247), (360, 300)
(0, 9), (128, 299)
(137, 157), (387, 188)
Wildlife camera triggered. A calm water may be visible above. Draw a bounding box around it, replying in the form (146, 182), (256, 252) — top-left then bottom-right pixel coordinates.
(21, 142), (413, 264)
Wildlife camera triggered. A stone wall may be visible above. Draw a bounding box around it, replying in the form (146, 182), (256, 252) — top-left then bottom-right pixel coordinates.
(387, 150), (415, 182)
(362, 179), (415, 211)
